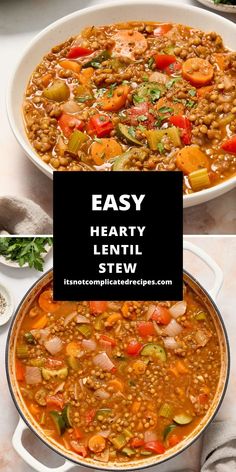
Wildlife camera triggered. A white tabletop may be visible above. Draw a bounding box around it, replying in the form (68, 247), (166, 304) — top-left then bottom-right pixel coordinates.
(0, 0), (236, 233)
(0, 235), (235, 472)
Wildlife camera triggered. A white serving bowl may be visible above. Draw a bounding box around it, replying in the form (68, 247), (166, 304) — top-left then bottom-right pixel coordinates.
(7, 0), (236, 208)
(197, 0), (236, 14)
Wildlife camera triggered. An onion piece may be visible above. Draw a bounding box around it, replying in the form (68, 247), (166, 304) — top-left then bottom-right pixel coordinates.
(62, 100), (82, 113)
(164, 319), (183, 337)
(31, 328), (50, 344)
(64, 311), (77, 326)
(195, 330), (210, 347)
(25, 366), (42, 385)
(93, 352), (115, 372)
(144, 430), (158, 442)
(94, 448), (110, 463)
(169, 301), (187, 318)
(79, 378), (85, 391)
(163, 337), (180, 350)
(44, 336), (63, 355)
(82, 339), (97, 351)
(76, 314), (90, 324)
(99, 430), (111, 438)
(94, 388), (110, 400)
(146, 304), (156, 321)
(54, 382), (65, 394)
(153, 320), (163, 336)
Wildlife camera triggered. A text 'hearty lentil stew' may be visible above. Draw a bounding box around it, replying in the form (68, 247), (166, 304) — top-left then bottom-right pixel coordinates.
(23, 21), (236, 193)
(15, 284), (221, 463)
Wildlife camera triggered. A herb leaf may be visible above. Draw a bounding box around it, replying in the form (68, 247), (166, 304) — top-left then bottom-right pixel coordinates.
(0, 238), (52, 271)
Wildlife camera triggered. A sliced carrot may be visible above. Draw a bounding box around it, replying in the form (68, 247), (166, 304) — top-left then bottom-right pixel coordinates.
(197, 85), (213, 98)
(78, 67), (94, 85)
(131, 401), (141, 414)
(168, 366), (179, 377)
(112, 30), (147, 60)
(156, 97), (184, 116)
(31, 314), (48, 330)
(90, 138), (122, 165)
(130, 438), (145, 448)
(182, 58), (214, 87)
(88, 434), (106, 453)
(108, 378), (124, 392)
(59, 60), (82, 75)
(29, 403), (40, 416)
(100, 85), (130, 112)
(38, 290), (60, 313)
(89, 301), (107, 314)
(66, 341), (81, 357)
(16, 360), (25, 382)
(176, 145), (210, 174)
(106, 312), (122, 326)
(41, 73), (53, 87)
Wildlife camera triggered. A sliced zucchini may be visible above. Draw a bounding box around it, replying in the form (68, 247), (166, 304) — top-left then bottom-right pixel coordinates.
(16, 345), (29, 359)
(112, 148), (148, 171)
(121, 447), (136, 457)
(42, 366), (68, 381)
(62, 404), (73, 428)
(116, 123), (142, 146)
(163, 424), (176, 441)
(111, 434), (127, 450)
(96, 408), (112, 420)
(133, 82), (165, 104)
(50, 411), (66, 435)
(29, 358), (45, 367)
(140, 450), (152, 456)
(195, 312), (207, 321)
(159, 403), (173, 419)
(83, 50), (111, 68)
(173, 414), (193, 425)
(140, 343), (167, 361)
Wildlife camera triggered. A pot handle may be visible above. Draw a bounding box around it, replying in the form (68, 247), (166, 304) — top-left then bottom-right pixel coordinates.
(183, 240), (223, 300)
(12, 418), (75, 472)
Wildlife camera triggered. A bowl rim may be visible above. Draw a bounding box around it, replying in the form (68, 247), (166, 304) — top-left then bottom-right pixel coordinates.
(5, 267), (230, 470)
(0, 282), (15, 326)
(6, 0), (236, 204)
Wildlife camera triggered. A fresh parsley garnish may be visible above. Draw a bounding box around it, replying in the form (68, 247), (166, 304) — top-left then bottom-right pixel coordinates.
(107, 83), (117, 98)
(149, 88), (162, 103)
(186, 100), (196, 108)
(166, 77), (181, 89)
(148, 57), (154, 69)
(133, 94), (146, 104)
(137, 115), (148, 122)
(128, 126), (136, 138)
(155, 116), (166, 127)
(158, 106), (174, 114)
(157, 143), (165, 153)
(0, 237), (52, 271)
(188, 89), (196, 97)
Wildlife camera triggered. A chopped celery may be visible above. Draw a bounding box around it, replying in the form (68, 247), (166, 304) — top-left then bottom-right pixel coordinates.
(83, 50), (111, 68)
(173, 413), (193, 425)
(121, 447), (136, 457)
(123, 429), (133, 440)
(159, 403), (173, 419)
(146, 126), (180, 150)
(50, 411), (66, 435)
(24, 332), (37, 345)
(16, 345), (29, 359)
(43, 80), (70, 102)
(189, 168), (210, 191)
(195, 312), (207, 321)
(67, 356), (80, 370)
(140, 450), (152, 456)
(42, 366), (68, 381)
(77, 324), (91, 338)
(67, 130), (88, 155)
(111, 434), (127, 450)
(163, 424), (176, 441)
(29, 358), (45, 367)
(62, 404), (73, 428)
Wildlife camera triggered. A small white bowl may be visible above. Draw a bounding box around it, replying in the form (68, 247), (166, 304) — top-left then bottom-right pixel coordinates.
(0, 283), (14, 326)
(6, 0), (236, 208)
(196, 0), (236, 14)
(0, 244), (52, 269)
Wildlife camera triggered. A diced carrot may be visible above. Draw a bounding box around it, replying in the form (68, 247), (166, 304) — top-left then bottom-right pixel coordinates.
(121, 302), (130, 318)
(100, 335), (116, 347)
(151, 305), (171, 325)
(156, 97), (184, 115)
(31, 314), (48, 330)
(70, 441), (87, 457)
(106, 312), (122, 326)
(90, 138), (122, 165)
(131, 401), (141, 414)
(38, 290), (60, 313)
(213, 53), (229, 71)
(78, 67), (94, 85)
(182, 58), (214, 87)
(112, 30), (147, 59)
(169, 434), (181, 447)
(16, 360), (25, 382)
(176, 360), (189, 374)
(85, 408), (96, 424)
(197, 85), (213, 98)
(198, 393), (209, 404)
(41, 73), (53, 87)
(154, 24), (172, 36)
(59, 60), (82, 75)
(176, 145), (210, 174)
(29, 403), (40, 416)
(108, 378), (124, 392)
(72, 427), (83, 440)
(89, 301), (107, 314)
(168, 366), (179, 377)
(100, 85), (130, 112)
(46, 394), (64, 410)
(137, 321), (156, 337)
(88, 434), (106, 453)
(66, 341), (80, 357)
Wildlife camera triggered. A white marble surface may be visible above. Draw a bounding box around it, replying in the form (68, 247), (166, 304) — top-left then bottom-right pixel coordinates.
(0, 236), (235, 472)
(0, 0), (236, 233)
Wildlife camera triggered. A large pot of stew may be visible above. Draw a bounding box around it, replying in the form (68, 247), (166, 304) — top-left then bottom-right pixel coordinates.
(6, 242), (229, 472)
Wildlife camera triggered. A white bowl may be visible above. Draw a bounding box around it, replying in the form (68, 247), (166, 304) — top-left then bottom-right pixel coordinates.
(0, 283), (14, 326)
(196, 0), (236, 14)
(7, 0), (236, 208)
(0, 244), (52, 269)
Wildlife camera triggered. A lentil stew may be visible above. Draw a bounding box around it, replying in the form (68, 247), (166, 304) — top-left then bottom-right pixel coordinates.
(14, 282), (222, 464)
(23, 21), (236, 193)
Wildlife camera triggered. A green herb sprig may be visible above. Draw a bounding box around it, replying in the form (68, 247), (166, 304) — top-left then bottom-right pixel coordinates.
(0, 237), (52, 271)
